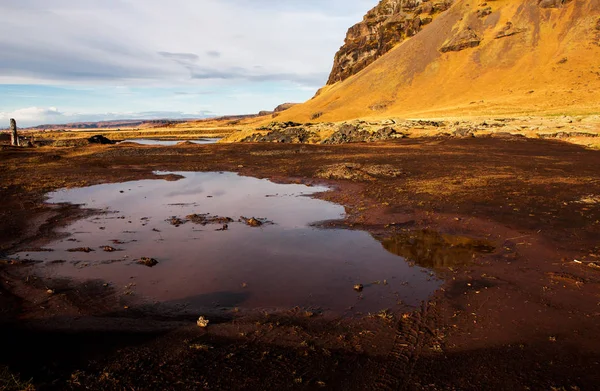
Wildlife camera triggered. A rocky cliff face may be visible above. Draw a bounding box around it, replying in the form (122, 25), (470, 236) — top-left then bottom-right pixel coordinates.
(327, 0), (453, 85)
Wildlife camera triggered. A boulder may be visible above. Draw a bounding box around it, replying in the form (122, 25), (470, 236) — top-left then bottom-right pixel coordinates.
(87, 135), (115, 144)
(440, 27), (482, 52)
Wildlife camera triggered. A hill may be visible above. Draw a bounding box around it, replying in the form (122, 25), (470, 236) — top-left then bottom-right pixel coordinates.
(276, 0), (600, 122)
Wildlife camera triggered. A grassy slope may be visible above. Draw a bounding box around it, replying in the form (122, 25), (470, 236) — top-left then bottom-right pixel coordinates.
(276, 0), (600, 122)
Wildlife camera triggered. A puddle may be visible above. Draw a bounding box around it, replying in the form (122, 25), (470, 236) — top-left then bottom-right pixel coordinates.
(12, 172), (441, 315)
(120, 138), (221, 145)
(378, 230), (495, 269)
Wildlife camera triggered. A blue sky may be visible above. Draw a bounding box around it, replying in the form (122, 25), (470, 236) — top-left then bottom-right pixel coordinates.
(0, 0), (376, 127)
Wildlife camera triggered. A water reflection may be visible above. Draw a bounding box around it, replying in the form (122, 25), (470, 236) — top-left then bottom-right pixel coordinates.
(378, 230), (495, 269)
(13, 172), (441, 314)
(120, 138), (221, 146)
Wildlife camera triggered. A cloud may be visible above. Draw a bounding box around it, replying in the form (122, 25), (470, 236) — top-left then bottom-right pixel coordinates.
(0, 0), (371, 86)
(0, 107), (63, 123)
(157, 52), (200, 62)
(0, 107), (213, 128)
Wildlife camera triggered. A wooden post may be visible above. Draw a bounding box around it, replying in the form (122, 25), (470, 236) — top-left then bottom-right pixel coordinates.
(10, 118), (20, 146)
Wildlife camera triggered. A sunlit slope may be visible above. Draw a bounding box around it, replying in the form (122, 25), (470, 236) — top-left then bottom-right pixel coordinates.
(278, 0), (600, 122)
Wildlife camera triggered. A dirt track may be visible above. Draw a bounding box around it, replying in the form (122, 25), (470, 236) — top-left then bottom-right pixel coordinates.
(1, 137), (600, 390)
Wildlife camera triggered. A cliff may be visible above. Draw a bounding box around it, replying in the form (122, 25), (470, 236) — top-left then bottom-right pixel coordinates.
(327, 0), (453, 84)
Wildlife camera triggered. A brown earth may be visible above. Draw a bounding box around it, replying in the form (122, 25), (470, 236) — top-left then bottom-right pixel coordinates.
(1, 138), (600, 390)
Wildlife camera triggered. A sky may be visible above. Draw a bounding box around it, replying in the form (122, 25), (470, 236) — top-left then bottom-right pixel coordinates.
(0, 0), (376, 127)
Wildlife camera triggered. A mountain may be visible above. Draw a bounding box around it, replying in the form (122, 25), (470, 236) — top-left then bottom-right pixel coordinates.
(278, 0), (600, 122)
(25, 119), (189, 130)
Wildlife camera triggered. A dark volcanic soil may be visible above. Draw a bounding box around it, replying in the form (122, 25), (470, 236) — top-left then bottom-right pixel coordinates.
(1, 137), (600, 390)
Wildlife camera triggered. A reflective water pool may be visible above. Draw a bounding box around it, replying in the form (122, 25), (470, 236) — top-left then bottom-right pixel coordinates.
(120, 138), (221, 145)
(13, 172), (442, 315)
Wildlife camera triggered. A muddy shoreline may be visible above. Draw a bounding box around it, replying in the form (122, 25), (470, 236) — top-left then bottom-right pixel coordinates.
(2, 138), (600, 390)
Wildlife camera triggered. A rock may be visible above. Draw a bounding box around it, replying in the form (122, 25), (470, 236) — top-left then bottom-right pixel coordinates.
(495, 22), (526, 39)
(197, 316), (209, 328)
(274, 103), (299, 112)
(186, 214), (234, 225)
(476, 6), (492, 18)
(241, 127), (318, 144)
(322, 124), (406, 144)
(101, 246), (118, 252)
(258, 110), (274, 116)
(9, 118), (20, 146)
(327, 0), (455, 84)
(354, 284), (364, 292)
(452, 128), (475, 138)
(440, 27), (482, 52)
(167, 216), (186, 227)
(241, 217), (264, 227)
(539, 0), (573, 8)
(137, 257), (158, 267)
(87, 135), (115, 144)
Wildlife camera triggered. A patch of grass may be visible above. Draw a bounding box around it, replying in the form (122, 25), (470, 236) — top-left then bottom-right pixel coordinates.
(0, 366), (35, 391)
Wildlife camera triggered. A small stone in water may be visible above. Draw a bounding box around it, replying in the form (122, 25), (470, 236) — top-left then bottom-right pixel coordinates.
(137, 257), (158, 267)
(197, 316), (209, 328)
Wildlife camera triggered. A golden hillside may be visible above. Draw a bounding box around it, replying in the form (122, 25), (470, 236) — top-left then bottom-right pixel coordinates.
(277, 0), (600, 122)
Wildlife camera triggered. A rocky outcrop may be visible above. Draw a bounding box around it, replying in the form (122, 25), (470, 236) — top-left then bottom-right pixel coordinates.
(538, 0), (574, 9)
(241, 127), (319, 143)
(322, 124), (406, 144)
(274, 103), (299, 112)
(440, 27), (482, 52)
(495, 22), (526, 39)
(327, 0), (453, 85)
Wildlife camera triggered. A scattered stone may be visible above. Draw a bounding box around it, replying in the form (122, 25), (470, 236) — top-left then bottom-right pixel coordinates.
(101, 246), (118, 252)
(241, 216), (265, 227)
(67, 247), (95, 253)
(197, 316), (210, 328)
(46, 289), (55, 295)
(186, 214), (234, 225)
(167, 216), (186, 227)
(137, 257), (159, 267)
(354, 284), (364, 292)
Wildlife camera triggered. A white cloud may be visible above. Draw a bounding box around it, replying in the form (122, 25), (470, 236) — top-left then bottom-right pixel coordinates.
(0, 107), (213, 128)
(0, 0), (374, 86)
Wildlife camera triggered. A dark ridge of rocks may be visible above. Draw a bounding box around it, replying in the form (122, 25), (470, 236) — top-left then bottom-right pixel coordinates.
(538, 132), (600, 139)
(87, 135), (115, 145)
(538, 0), (573, 9)
(241, 128), (319, 144)
(440, 27), (482, 52)
(322, 125), (406, 144)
